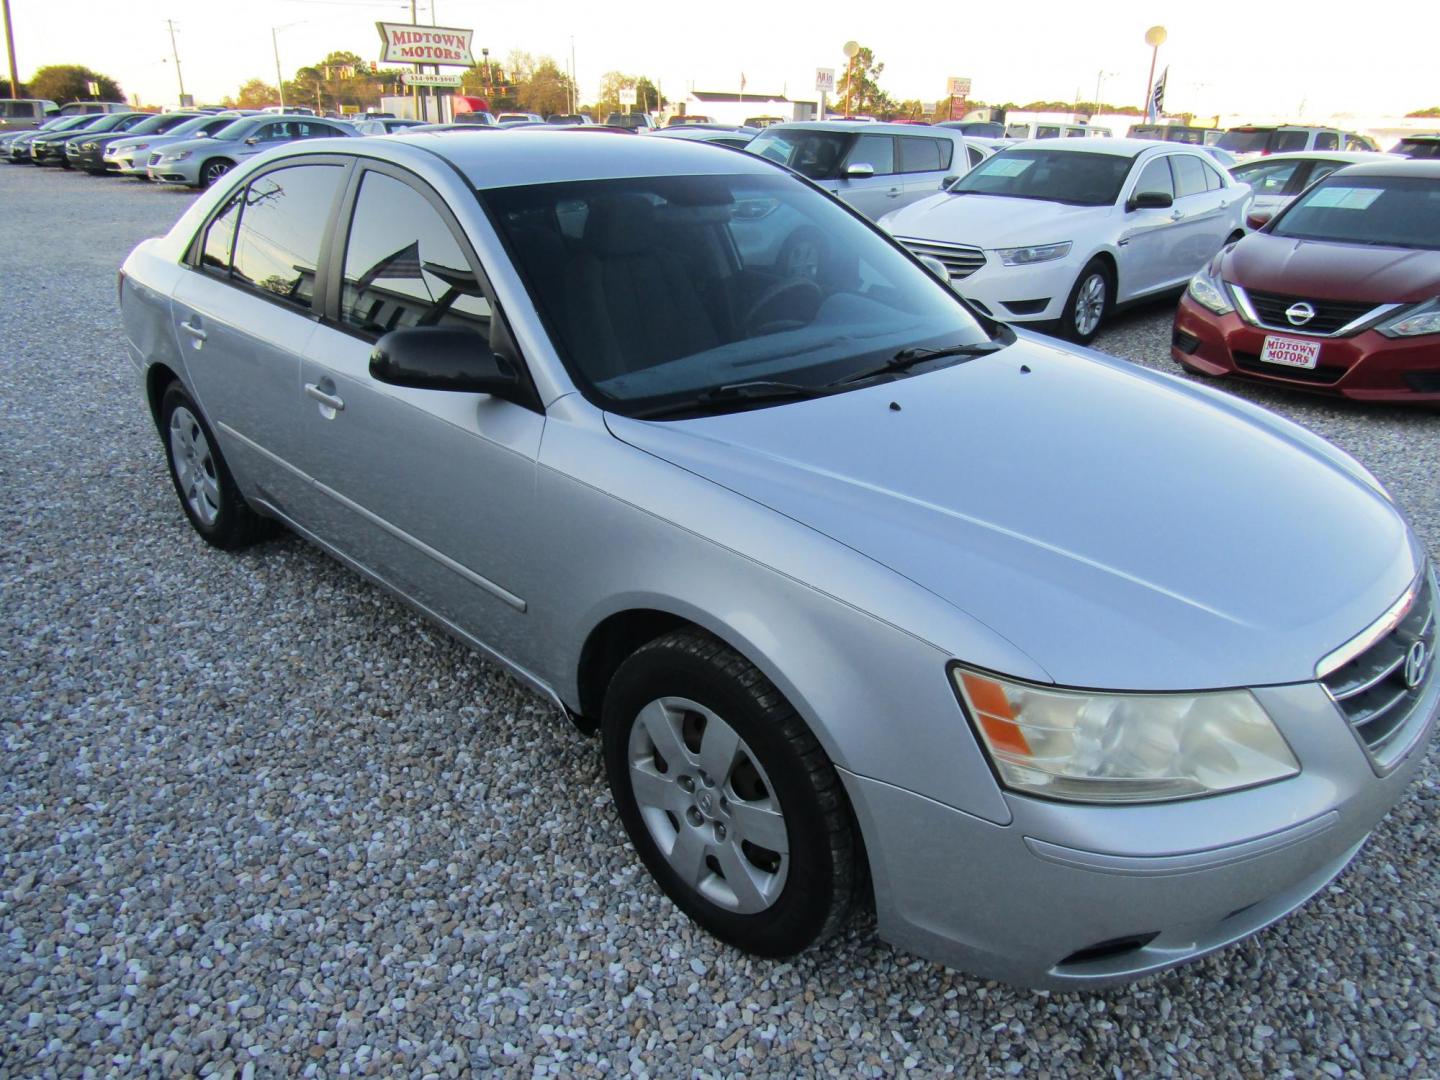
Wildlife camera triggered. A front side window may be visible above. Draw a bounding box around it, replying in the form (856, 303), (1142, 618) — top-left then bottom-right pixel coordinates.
(1036, 126), (1060, 139)
(483, 172), (990, 415)
(1315, 132), (1339, 151)
(1063, 127), (1087, 138)
(201, 193), (242, 273)
(228, 163), (345, 309)
(1217, 128), (1272, 153)
(1273, 130), (1308, 152)
(845, 135), (895, 175)
(1171, 154), (1209, 198)
(340, 171), (491, 336)
(1272, 175), (1440, 250)
(746, 129), (852, 180)
(950, 149), (1135, 206)
(1133, 157), (1175, 199)
(1233, 158), (1301, 194)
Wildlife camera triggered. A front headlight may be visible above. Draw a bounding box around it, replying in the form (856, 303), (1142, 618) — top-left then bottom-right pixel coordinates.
(1376, 299), (1440, 338)
(995, 241), (1072, 266)
(130, 142), (150, 151)
(1187, 267), (1234, 315)
(79, 141), (96, 151)
(952, 666), (1298, 804)
(164, 150), (192, 162)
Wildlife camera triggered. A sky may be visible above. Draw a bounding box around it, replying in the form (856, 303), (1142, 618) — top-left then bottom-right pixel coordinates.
(5, 0), (1437, 120)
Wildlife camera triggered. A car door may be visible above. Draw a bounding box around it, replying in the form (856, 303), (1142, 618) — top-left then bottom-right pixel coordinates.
(1115, 154), (1181, 300)
(236, 120), (295, 162)
(1165, 152), (1234, 281)
(298, 162), (543, 658)
(169, 158), (350, 521)
(1232, 158), (1303, 216)
(834, 134), (901, 219)
(896, 134), (959, 205)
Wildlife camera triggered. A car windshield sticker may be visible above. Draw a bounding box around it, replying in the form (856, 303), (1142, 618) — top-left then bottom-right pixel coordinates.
(1305, 186), (1383, 210)
(984, 158), (1034, 178)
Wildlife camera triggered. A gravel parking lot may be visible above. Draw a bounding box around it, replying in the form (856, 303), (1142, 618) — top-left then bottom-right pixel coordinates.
(2, 162), (1437, 1079)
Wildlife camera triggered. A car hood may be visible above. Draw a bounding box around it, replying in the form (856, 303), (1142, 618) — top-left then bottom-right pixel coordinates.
(883, 193), (1109, 247)
(1224, 233), (1440, 302)
(109, 132), (196, 152)
(605, 339), (1419, 690)
(158, 135), (239, 156)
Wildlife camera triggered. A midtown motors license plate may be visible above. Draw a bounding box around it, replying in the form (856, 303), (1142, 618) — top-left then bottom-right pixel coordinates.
(1259, 335), (1321, 370)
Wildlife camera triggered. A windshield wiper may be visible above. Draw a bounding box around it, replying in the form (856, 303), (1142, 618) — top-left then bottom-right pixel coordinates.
(628, 380), (831, 420)
(834, 340), (1006, 385)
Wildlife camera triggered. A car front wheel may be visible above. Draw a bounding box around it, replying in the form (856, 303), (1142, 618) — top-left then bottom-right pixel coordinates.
(602, 629), (859, 957)
(200, 158), (233, 187)
(1060, 258), (1112, 344)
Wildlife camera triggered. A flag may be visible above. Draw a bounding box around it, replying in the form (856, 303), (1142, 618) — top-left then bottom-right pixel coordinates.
(355, 241), (423, 292)
(1149, 66), (1168, 122)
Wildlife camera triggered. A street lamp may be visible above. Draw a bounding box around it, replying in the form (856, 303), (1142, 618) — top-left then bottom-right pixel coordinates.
(1093, 69), (1118, 115)
(1143, 25), (1166, 121)
(841, 40), (859, 119)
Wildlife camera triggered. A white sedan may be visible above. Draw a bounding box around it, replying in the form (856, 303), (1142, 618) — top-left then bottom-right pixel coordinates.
(1228, 150), (1398, 219)
(879, 139), (1253, 342)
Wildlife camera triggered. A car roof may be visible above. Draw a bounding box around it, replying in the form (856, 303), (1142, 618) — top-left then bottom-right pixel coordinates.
(1001, 137), (1182, 157)
(759, 121), (960, 136)
(382, 126), (784, 188)
(1232, 150), (1397, 165)
(1321, 158), (1440, 179)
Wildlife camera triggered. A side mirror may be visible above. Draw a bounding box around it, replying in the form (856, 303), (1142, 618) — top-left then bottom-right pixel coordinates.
(843, 162), (875, 179)
(918, 255), (951, 283)
(370, 326), (522, 400)
(940, 175), (959, 188)
(1245, 209), (1273, 230)
(244, 135), (260, 145)
(1127, 190), (1174, 211)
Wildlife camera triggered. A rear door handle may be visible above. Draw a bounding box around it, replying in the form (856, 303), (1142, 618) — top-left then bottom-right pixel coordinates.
(304, 383), (345, 412)
(179, 320), (207, 342)
(886, 187), (902, 197)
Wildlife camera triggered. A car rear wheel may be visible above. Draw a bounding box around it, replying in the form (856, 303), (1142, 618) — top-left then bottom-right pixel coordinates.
(1060, 258), (1112, 344)
(602, 629), (859, 957)
(160, 383), (273, 549)
(200, 158), (233, 187)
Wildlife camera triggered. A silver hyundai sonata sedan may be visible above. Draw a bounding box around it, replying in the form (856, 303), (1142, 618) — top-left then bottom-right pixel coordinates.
(118, 129), (1438, 989)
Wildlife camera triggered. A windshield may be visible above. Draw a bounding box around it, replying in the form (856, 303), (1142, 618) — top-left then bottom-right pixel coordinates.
(1271, 175), (1440, 250)
(948, 148), (1133, 206)
(482, 172), (990, 416)
(746, 129), (854, 180)
(1394, 139), (1440, 160)
(210, 117), (256, 140)
(1217, 129), (1272, 153)
(162, 114), (223, 139)
(125, 112), (194, 136)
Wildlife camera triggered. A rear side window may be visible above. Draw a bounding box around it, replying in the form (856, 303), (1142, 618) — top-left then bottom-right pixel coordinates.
(846, 134), (894, 175)
(228, 163), (345, 310)
(1171, 155), (1210, 198)
(1063, 127), (1087, 138)
(1133, 157), (1174, 198)
(339, 170), (492, 336)
(1273, 130), (1308, 152)
(897, 136), (945, 173)
(966, 145), (984, 168)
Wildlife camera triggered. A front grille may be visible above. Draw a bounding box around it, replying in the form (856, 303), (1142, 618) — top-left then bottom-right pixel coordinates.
(148, 152), (162, 166)
(1233, 351), (1346, 384)
(1322, 572), (1437, 770)
(897, 237), (987, 281)
(1241, 287), (1382, 336)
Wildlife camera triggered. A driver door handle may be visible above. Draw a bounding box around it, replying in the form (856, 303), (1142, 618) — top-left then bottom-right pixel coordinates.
(179, 320), (207, 342)
(1170, 210), (1186, 221)
(304, 383), (345, 412)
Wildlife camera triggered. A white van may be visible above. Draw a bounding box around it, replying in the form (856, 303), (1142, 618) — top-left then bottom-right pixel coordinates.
(1005, 121), (1108, 140)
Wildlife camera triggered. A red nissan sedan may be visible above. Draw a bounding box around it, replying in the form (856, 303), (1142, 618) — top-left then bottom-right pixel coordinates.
(1172, 159), (1440, 405)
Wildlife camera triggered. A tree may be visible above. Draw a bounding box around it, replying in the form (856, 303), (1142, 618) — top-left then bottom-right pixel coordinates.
(518, 57), (574, 116)
(28, 65), (123, 104)
(228, 79), (280, 110)
(834, 46), (891, 118)
(1407, 105), (1440, 117)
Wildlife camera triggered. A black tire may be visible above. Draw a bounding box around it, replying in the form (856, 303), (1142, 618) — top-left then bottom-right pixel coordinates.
(159, 383), (273, 550)
(1058, 257), (1113, 345)
(200, 158), (233, 188)
(602, 629), (858, 957)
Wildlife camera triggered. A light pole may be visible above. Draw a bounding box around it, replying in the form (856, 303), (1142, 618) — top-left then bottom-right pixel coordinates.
(1142, 25), (1166, 121)
(1093, 69), (1117, 115)
(2, 0), (20, 98)
(841, 40), (859, 119)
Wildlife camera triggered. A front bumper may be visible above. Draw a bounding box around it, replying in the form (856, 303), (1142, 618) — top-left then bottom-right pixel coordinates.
(1173, 293), (1440, 404)
(842, 674), (1439, 990)
(147, 156), (202, 186)
(950, 254), (1079, 325)
(104, 149), (149, 176)
(30, 142), (68, 166)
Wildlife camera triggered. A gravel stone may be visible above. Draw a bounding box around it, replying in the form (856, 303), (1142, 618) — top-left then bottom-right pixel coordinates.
(2, 164), (1438, 1078)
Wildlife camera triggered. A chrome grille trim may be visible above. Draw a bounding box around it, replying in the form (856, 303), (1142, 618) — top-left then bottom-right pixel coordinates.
(1319, 568), (1437, 772)
(1229, 283), (1398, 339)
(896, 237), (987, 281)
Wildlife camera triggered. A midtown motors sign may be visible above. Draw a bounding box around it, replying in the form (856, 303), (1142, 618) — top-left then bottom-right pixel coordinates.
(375, 22), (475, 66)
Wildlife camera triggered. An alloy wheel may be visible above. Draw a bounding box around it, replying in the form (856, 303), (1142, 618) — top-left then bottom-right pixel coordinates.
(627, 696), (789, 914)
(202, 161), (231, 186)
(168, 405), (221, 527)
(1074, 272), (1106, 337)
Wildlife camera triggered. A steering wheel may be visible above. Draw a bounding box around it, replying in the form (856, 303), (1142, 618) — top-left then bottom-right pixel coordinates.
(740, 277), (822, 337)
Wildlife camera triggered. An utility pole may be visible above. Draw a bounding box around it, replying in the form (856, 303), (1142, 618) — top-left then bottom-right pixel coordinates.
(570, 36), (577, 115)
(273, 28), (286, 108)
(2, 0), (20, 99)
(165, 19), (186, 104)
